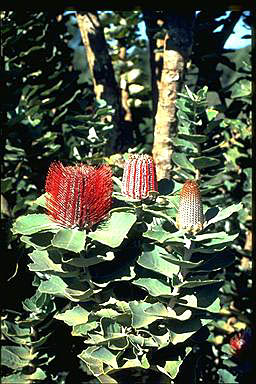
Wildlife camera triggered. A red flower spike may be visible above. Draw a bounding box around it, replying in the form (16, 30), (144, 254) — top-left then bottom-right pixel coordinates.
(45, 162), (113, 229)
(121, 154), (158, 200)
(176, 179), (204, 234)
(230, 333), (246, 355)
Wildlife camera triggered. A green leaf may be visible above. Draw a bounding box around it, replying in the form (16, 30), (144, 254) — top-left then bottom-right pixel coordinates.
(193, 232), (239, 252)
(206, 108), (219, 121)
(1, 368), (47, 383)
(51, 228), (86, 253)
(62, 251), (115, 268)
(176, 279), (223, 289)
(12, 214), (58, 235)
(1, 346), (36, 369)
(231, 78), (251, 98)
(80, 346), (118, 369)
(192, 157), (220, 169)
(205, 203), (243, 227)
(143, 229), (183, 244)
(137, 245), (180, 279)
(129, 301), (160, 328)
(20, 232), (54, 250)
(172, 152), (196, 172)
(178, 134), (208, 143)
(132, 278), (172, 297)
(217, 369), (238, 383)
(54, 305), (89, 326)
(73, 321), (99, 336)
(157, 347), (192, 379)
(161, 253), (204, 269)
(39, 275), (67, 296)
(39, 276), (97, 302)
(28, 250), (67, 274)
(195, 252), (235, 271)
(33, 193), (47, 208)
(88, 211), (137, 247)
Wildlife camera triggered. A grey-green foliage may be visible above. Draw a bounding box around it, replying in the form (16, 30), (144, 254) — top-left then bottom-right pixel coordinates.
(11, 161), (242, 382)
(172, 85), (226, 202)
(1, 291), (55, 383)
(2, 11), (114, 218)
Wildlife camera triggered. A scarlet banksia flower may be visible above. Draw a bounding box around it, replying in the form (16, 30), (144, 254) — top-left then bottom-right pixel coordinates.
(121, 154), (158, 200)
(230, 333), (246, 355)
(176, 179), (204, 234)
(230, 329), (251, 357)
(45, 162), (113, 229)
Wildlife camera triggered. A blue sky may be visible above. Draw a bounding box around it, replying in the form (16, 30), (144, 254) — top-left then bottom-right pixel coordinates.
(138, 12), (251, 50)
(66, 11), (251, 50)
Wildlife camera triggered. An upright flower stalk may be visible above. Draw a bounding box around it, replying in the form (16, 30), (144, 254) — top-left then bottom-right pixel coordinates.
(121, 154), (158, 200)
(45, 162), (113, 230)
(176, 179), (204, 235)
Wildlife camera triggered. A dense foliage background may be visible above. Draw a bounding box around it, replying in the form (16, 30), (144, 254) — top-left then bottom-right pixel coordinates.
(1, 10), (252, 383)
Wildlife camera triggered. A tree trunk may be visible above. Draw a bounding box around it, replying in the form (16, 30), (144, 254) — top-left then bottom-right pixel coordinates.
(145, 12), (195, 180)
(76, 11), (122, 153)
(119, 45), (132, 122)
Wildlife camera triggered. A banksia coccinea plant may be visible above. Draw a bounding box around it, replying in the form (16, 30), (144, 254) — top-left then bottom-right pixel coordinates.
(121, 154), (158, 200)
(176, 179), (204, 234)
(45, 162), (113, 229)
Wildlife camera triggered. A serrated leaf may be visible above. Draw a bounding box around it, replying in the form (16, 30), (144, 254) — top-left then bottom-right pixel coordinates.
(28, 250), (66, 273)
(178, 133), (208, 143)
(20, 232), (54, 250)
(54, 305), (89, 326)
(193, 232), (239, 247)
(52, 228), (86, 253)
(12, 214), (58, 235)
(33, 193), (47, 208)
(129, 301), (159, 328)
(88, 211), (136, 247)
(1, 368), (47, 383)
(205, 203), (243, 227)
(1, 346), (36, 369)
(217, 368), (238, 383)
(132, 278), (172, 297)
(195, 251), (235, 271)
(39, 275), (67, 296)
(157, 347), (192, 379)
(192, 156), (220, 169)
(176, 279), (223, 289)
(161, 253), (204, 269)
(80, 346), (118, 369)
(137, 245), (180, 278)
(143, 227), (183, 244)
(73, 321), (99, 336)
(172, 152), (196, 172)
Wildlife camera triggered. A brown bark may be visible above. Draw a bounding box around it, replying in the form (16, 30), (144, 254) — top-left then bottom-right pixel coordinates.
(76, 12), (121, 153)
(153, 34), (185, 180)
(145, 12), (195, 180)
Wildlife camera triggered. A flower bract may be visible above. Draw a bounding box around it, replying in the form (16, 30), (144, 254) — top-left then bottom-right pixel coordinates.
(121, 154), (158, 200)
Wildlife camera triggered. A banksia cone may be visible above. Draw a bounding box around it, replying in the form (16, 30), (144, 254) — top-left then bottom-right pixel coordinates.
(121, 154), (158, 200)
(176, 180), (204, 234)
(45, 162), (113, 229)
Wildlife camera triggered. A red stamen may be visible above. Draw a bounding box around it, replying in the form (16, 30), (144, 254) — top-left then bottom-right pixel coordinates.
(45, 162), (113, 229)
